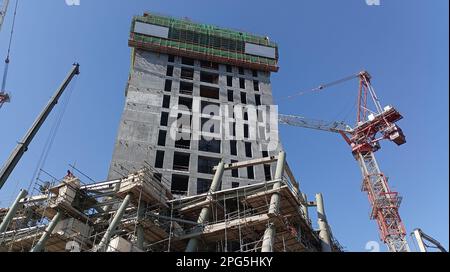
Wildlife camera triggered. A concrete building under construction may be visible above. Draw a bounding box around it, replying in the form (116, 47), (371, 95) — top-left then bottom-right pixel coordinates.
(0, 13), (342, 252)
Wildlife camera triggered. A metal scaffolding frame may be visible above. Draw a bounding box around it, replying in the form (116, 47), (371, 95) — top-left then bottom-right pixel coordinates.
(0, 152), (342, 252)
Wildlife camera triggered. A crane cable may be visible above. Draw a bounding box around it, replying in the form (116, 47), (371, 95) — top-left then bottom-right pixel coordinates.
(1, 0), (18, 93)
(278, 72), (361, 102)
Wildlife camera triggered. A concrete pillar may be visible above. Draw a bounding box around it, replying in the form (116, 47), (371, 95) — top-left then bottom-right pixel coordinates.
(136, 201), (146, 250)
(30, 211), (62, 252)
(268, 151), (286, 214)
(413, 229), (427, 252)
(316, 193), (332, 252)
(96, 193), (131, 252)
(186, 161), (225, 252)
(0, 189), (28, 233)
(301, 193), (309, 223)
(261, 151), (286, 252)
(261, 223), (275, 252)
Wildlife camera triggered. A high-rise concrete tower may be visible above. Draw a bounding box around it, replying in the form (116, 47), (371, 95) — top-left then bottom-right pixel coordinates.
(108, 13), (281, 197)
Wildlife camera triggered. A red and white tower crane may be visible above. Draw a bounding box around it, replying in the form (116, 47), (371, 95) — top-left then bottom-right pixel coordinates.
(279, 71), (410, 252)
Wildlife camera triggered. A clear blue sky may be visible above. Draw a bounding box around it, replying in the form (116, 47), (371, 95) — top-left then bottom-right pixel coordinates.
(0, 0), (448, 252)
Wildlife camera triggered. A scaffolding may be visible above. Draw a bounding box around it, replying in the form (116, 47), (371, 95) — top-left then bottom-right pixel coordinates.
(129, 13), (279, 72)
(0, 152), (342, 252)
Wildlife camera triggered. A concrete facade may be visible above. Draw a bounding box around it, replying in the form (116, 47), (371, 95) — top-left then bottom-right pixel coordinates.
(108, 47), (281, 197)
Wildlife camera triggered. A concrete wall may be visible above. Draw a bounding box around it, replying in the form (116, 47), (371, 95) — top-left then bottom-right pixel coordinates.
(108, 49), (282, 196)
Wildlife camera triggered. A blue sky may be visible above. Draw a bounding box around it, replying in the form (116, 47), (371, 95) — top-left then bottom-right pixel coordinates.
(0, 0), (448, 252)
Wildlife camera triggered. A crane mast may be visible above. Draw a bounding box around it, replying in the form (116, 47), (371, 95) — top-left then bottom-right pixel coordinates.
(279, 71), (410, 252)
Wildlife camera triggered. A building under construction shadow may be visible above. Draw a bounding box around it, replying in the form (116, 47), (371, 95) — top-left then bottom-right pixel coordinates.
(0, 152), (342, 252)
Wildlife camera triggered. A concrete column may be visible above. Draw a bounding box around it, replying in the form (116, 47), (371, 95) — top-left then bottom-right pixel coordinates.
(30, 211), (62, 252)
(413, 229), (427, 252)
(261, 223), (275, 252)
(301, 193), (309, 223)
(136, 201), (146, 250)
(261, 151), (286, 253)
(186, 161), (225, 252)
(316, 193), (332, 252)
(96, 193), (131, 252)
(0, 189), (28, 233)
(268, 151), (286, 214)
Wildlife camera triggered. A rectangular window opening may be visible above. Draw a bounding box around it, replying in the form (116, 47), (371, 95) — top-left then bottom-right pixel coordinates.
(230, 140), (237, 156)
(180, 67), (194, 80)
(160, 112), (169, 126)
(175, 132), (191, 149)
(227, 76), (233, 87)
(181, 57), (194, 66)
(255, 94), (261, 106)
(179, 81), (194, 95)
(198, 156), (221, 174)
(199, 136), (221, 153)
(162, 95), (170, 108)
(244, 124), (249, 138)
(247, 166), (255, 179)
(166, 66), (174, 77)
(241, 92), (247, 104)
(200, 71), (219, 85)
(164, 79), (172, 92)
(231, 160), (239, 178)
(173, 152), (190, 172)
(264, 164), (272, 181)
(171, 174), (189, 195)
(200, 61), (219, 70)
(200, 85), (220, 100)
(253, 80), (260, 91)
(239, 78), (246, 89)
(158, 130), (167, 146)
(178, 96), (193, 111)
(245, 142), (252, 157)
(155, 150), (164, 168)
(227, 90), (234, 102)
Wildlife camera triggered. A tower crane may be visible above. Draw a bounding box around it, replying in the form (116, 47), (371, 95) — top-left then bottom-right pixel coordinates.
(279, 71), (410, 252)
